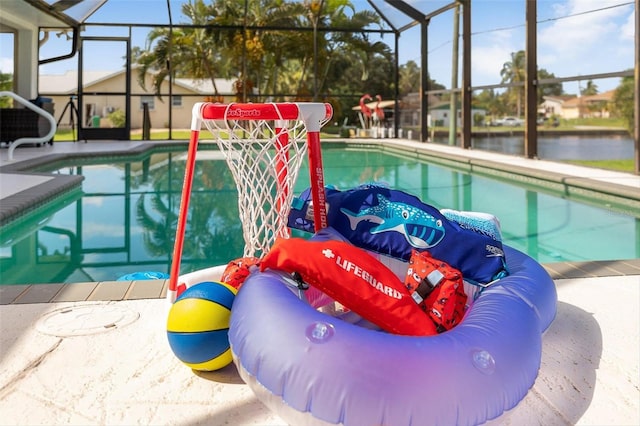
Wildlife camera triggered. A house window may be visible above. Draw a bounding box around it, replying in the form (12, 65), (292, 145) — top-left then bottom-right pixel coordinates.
(140, 96), (155, 111)
(171, 95), (182, 107)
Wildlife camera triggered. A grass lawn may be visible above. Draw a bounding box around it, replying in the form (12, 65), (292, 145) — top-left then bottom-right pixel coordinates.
(565, 159), (635, 173)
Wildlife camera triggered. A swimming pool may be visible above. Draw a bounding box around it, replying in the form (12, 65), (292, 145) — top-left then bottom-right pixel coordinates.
(0, 144), (638, 285)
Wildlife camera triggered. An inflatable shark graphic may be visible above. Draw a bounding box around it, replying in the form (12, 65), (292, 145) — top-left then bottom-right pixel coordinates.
(340, 194), (446, 248)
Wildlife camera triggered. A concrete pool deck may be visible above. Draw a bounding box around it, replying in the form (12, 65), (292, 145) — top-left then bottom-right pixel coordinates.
(0, 275), (638, 425)
(1, 139), (639, 425)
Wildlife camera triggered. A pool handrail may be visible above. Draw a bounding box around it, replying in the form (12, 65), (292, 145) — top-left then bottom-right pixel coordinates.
(0, 91), (57, 161)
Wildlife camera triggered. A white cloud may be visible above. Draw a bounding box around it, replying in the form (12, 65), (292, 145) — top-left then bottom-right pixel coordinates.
(471, 45), (514, 85)
(0, 57), (13, 74)
(538, 0), (633, 55)
(535, 0), (634, 90)
(83, 222), (124, 238)
(469, 26), (524, 86)
(620, 9), (635, 40)
(83, 197), (105, 207)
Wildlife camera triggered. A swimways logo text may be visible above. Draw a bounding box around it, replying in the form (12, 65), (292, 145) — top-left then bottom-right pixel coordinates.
(225, 108), (262, 118)
(340, 194), (446, 249)
(322, 248), (402, 299)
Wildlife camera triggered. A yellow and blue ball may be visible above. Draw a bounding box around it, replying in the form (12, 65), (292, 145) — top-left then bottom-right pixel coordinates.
(166, 281), (237, 371)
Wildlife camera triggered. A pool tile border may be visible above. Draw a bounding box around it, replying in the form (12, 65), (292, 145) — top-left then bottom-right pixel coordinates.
(1, 279), (169, 305)
(371, 140), (640, 210)
(1, 259), (639, 305)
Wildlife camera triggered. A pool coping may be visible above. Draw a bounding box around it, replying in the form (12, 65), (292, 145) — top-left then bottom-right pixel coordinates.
(351, 139), (640, 210)
(0, 172), (84, 226)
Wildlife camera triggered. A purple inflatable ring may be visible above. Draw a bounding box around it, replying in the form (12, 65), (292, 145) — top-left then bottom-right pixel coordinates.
(229, 246), (557, 426)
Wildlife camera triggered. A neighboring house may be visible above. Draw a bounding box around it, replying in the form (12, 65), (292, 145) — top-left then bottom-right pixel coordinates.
(540, 91), (614, 120)
(39, 68), (239, 130)
(397, 92), (442, 127)
(560, 90), (615, 119)
(428, 101), (486, 128)
(538, 95), (576, 119)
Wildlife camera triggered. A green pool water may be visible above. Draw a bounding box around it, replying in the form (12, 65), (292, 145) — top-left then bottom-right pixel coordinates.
(1, 144), (638, 285)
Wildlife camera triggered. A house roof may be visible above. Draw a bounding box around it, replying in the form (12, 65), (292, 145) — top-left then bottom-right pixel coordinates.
(541, 95), (577, 104)
(401, 92), (441, 108)
(39, 70), (115, 94)
(583, 89), (616, 101)
(173, 78), (235, 94)
(543, 90), (614, 107)
(562, 90), (615, 108)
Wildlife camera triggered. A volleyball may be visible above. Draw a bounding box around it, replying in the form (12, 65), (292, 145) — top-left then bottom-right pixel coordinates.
(166, 281), (237, 371)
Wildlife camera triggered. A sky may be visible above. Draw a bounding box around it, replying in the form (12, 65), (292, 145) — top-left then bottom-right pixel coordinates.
(0, 0), (636, 95)
(396, 0), (635, 93)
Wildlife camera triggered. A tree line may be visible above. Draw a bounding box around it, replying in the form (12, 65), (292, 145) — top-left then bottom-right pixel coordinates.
(399, 49), (634, 134)
(134, 0), (394, 123)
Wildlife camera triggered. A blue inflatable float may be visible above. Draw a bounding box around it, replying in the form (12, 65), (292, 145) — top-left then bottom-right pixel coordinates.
(117, 271), (169, 281)
(229, 245), (557, 425)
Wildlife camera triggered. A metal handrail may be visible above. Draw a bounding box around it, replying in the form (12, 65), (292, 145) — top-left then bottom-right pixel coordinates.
(0, 91), (57, 161)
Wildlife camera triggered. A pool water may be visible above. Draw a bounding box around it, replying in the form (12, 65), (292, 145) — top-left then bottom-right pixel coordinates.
(1, 145), (638, 285)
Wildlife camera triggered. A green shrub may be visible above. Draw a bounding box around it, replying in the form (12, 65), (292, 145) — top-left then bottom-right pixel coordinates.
(108, 109), (125, 128)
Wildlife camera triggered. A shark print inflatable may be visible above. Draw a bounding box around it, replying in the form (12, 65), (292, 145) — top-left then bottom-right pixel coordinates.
(340, 194), (446, 249)
(288, 184), (508, 284)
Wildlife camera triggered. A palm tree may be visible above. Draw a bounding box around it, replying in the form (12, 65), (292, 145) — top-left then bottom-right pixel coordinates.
(258, 2), (310, 99)
(205, 0), (309, 101)
(474, 89), (508, 119)
(304, 0), (384, 99)
(500, 50), (526, 116)
(581, 80), (599, 96)
(136, 0), (229, 99)
(136, 155), (245, 263)
(612, 74), (635, 136)
(537, 68), (563, 100)
(135, 0), (392, 119)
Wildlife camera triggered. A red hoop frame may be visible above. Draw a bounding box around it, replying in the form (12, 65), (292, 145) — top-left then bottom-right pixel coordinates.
(167, 102), (333, 302)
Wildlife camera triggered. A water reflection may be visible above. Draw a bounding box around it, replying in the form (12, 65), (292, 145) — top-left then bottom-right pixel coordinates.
(409, 159), (639, 262)
(0, 150), (245, 285)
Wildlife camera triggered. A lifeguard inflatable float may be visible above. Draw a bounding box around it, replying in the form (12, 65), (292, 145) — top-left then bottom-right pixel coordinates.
(226, 185), (557, 426)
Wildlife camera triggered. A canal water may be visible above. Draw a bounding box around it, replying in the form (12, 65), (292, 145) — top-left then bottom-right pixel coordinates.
(432, 134), (634, 160)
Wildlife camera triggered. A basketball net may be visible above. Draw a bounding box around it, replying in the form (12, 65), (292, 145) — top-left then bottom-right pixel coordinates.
(167, 102), (333, 303)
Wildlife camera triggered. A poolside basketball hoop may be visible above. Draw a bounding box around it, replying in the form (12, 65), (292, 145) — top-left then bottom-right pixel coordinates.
(167, 102), (333, 302)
